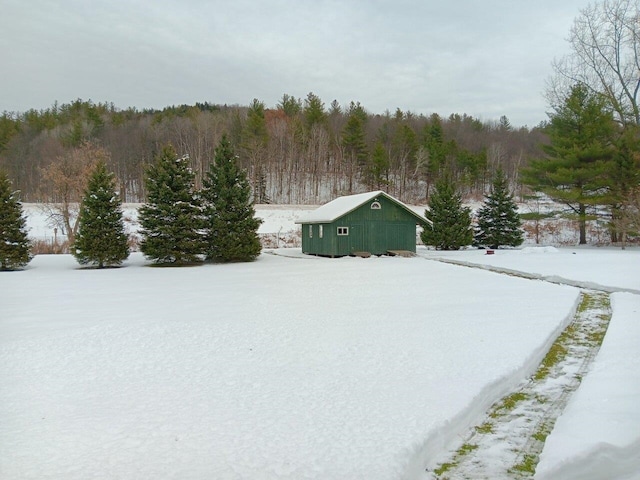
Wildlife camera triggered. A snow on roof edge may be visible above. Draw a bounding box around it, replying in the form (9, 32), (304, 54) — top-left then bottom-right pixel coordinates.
(295, 191), (431, 225)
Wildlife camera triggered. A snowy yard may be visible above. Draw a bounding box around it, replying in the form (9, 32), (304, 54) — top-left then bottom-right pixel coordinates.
(1, 207), (639, 479)
(421, 246), (640, 479)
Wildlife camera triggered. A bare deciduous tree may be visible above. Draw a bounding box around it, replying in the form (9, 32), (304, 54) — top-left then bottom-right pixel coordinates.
(548, 0), (640, 125)
(612, 185), (640, 247)
(39, 141), (109, 245)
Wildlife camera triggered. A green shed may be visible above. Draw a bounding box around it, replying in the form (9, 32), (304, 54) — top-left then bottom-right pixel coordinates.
(295, 191), (431, 257)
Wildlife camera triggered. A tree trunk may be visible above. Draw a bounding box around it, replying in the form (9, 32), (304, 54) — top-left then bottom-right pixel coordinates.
(579, 203), (587, 245)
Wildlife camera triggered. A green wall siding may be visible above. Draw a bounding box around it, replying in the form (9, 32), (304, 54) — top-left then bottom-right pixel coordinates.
(301, 195), (422, 256)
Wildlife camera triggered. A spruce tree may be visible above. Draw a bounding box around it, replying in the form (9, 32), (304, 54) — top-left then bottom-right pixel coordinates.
(421, 177), (473, 250)
(0, 171), (31, 270)
(475, 168), (524, 249)
(201, 135), (262, 262)
(73, 161), (129, 268)
(139, 145), (203, 265)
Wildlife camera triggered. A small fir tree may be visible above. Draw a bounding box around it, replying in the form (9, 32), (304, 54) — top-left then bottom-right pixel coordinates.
(202, 135), (262, 262)
(0, 171), (31, 270)
(421, 177), (473, 250)
(73, 161), (129, 268)
(139, 145), (203, 264)
(475, 168), (524, 249)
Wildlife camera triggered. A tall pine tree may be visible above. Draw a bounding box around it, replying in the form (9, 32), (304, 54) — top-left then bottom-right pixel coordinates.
(366, 141), (390, 190)
(73, 161), (129, 268)
(421, 176), (473, 250)
(0, 171), (31, 270)
(139, 145), (203, 265)
(201, 135), (262, 262)
(522, 83), (615, 244)
(475, 168), (524, 249)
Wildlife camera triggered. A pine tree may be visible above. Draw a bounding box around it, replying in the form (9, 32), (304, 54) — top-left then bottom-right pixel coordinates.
(475, 169), (524, 248)
(421, 177), (473, 250)
(365, 141), (390, 190)
(202, 135), (262, 262)
(139, 145), (203, 265)
(73, 161), (129, 268)
(0, 171), (31, 270)
(522, 83), (615, 244)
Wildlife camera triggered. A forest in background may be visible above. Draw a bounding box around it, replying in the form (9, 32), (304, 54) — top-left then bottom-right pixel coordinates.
(0, 95), (546, 205)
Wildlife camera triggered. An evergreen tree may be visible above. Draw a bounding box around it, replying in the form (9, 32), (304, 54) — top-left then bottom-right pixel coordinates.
(0, 171), (31, 270)
(421, 177), (473, 250)
(475, 168), (524, 248)
(342, 102), (368, 165)
(522, 83), (615, 244)
(73, 161), (129, 268)
(342, 102), (368, 192)
(139, 145), (203, 265)
(366, 141), (390, 190)
(303, 92), (326, 130)
(277, 93), (302, 117)
(202, 135), (262, 262)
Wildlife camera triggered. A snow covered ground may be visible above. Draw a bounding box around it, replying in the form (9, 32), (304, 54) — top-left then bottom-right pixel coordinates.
(0, 251), (576, 479)
(422, 245), (640, 293)
(2, 206), (639, 479)
(534, 292), (640, 480)
(421, 246), (640, 479)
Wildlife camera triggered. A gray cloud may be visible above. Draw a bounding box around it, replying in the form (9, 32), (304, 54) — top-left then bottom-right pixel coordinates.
(1, 0), (593, 126)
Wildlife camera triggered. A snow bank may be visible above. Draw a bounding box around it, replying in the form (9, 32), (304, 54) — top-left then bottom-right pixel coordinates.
(535, 292), (640, 480)
(421, 246), (640, 293)
(519, 246), (559, 254)
(0, 253), (578, 480)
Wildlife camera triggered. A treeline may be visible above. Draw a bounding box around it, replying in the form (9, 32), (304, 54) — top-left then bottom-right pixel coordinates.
(0, 96), (546, 204)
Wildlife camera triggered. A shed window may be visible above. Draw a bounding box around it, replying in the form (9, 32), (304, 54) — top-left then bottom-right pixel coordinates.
(309, 225), (313, 238)
(371, 201), (381, 210)
(319, 225), (323, 238)
(337, 227), (349, 236)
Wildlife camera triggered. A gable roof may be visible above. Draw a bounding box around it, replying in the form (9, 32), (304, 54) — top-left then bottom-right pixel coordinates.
(295, 191), (432, 225)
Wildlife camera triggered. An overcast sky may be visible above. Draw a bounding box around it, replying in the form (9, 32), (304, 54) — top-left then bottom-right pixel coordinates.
(2, 0), (595, 127)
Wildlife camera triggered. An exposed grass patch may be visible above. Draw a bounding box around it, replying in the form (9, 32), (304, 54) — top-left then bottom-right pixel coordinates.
(587, 324), (608, 344)
(498, 392), (528, 411)
(434, 461), (456, 477)
(536, 293), (611, 382)
(534, 303), (594, 382)
(431, 291), (612, 479)
(535, 341), (569, 380)
(433, 444), (478, 477)
(511, 454), (537, 475)
(475, 422), (494, 434)
(580, 292), (609, 311)
(532, 422), (552, 443)
(457, 443), (478, 455)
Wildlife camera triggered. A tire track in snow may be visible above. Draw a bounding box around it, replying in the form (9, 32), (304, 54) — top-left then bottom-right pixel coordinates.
(421, 260), (613, 479)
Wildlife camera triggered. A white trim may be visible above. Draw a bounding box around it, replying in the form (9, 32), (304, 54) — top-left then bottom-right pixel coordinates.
(337, 226), (349, 236)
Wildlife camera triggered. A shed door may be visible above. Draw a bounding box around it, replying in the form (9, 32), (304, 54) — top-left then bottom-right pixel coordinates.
(350, 224), (364, 253)
(368, 222), (387, 255)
